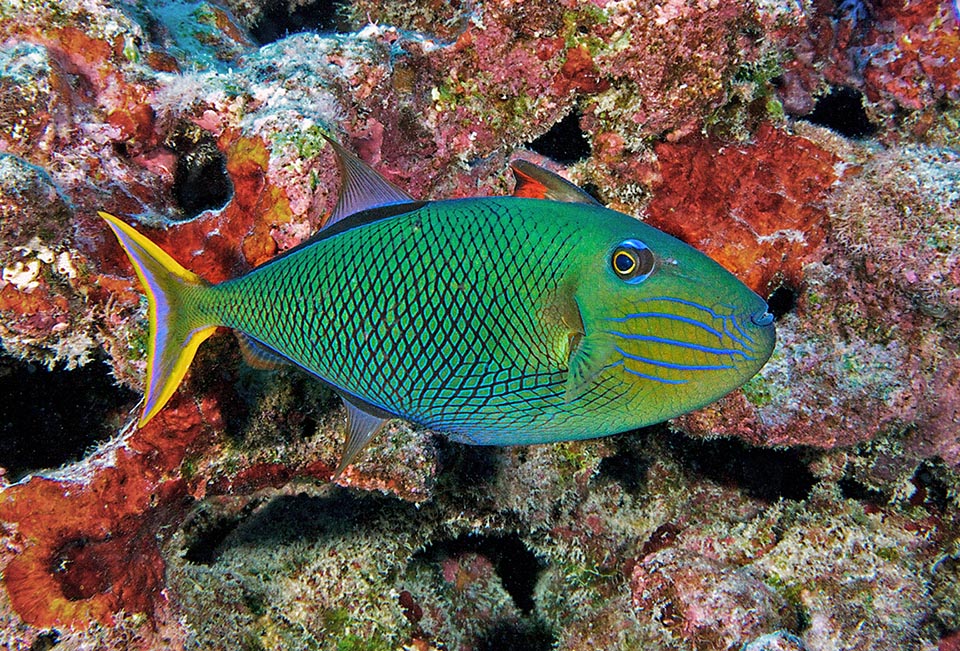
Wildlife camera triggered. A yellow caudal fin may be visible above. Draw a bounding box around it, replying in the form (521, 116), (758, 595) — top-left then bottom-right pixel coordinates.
(99, 212), (219, 426)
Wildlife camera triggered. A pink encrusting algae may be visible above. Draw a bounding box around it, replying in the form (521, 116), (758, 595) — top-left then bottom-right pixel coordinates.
(0, 0), (959, 649)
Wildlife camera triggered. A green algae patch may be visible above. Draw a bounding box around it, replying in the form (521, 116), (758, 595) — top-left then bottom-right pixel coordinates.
(561, 6), (609, 53)
(273, 124), (331, 161)
(740, 372), (776, 408)
(336, 633), (392, 651)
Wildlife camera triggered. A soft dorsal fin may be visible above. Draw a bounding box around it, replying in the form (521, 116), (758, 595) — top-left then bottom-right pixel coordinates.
(510, 159), (601, 205)
(332, 392), (393, 478)
(322, 134), (416, 227)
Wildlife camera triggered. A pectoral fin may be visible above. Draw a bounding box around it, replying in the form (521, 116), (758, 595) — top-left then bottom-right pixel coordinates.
(236, 333), (291, 370)
(537, 287), (610, 403)
(334, 393), (392, 478)
(565, 333), (615, 403)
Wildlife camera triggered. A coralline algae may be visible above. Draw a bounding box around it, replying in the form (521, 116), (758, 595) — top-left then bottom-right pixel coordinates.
(0, 0), (958, 649)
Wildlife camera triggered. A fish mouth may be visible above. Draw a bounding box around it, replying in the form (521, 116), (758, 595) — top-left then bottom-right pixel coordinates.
(750, 308), (775, 327)
(601, 295), (775, 387)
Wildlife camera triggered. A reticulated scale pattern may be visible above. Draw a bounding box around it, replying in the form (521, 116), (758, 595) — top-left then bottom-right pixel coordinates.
(210, 197), (627, 444)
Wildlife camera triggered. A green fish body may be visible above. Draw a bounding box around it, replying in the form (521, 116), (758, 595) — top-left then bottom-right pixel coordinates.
(102, 141), (775, 470)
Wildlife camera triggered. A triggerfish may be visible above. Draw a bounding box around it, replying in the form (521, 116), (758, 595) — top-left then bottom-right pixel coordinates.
(101, 137), (775, 473)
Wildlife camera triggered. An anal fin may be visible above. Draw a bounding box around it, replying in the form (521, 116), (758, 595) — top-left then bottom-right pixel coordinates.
(333, 393), (392, 478)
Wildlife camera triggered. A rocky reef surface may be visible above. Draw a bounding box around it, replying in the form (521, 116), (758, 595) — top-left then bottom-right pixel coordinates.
(0, 0), (958, 649)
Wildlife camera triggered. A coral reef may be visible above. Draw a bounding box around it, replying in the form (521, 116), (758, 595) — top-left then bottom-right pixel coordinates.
(791, 0), (960, 147)
(642, 123), (840, 295)
(676, 128), (960, 462)
(0, 0), (959, 649)
(630, 547), (797, 649)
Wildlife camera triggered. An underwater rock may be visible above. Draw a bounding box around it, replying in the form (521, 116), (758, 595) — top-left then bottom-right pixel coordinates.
(0, 1), (181, 371)
(741, 630), (808, 651)
(751, 482), (952, 651)
(778, 0), (960, 144)
(630, 548), (797, 650)
(133, 0), (255, 70)
(0, 393), (211, 631)
(581, 0), (804, 146)
(827, 143), (960, 464)
(0, 370), (434, 638)
(851, 0), (960, 115)
(0, 154), (97, 369)
(642, 123), (840, 295)
(0, 43), (76, 160)
(675, 132), (960, 462)
(830, 144), (960, 326)
(413, 550), (528, 649)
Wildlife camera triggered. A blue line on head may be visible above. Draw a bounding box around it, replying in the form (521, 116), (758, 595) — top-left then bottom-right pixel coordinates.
(613, 346), (734, 371)
(727, 315), (757, 348)
(620, 366), (689, 385)
(604, 331), (756, 361)
(638, 296), (725, 319)
(606, 311), (725, 341)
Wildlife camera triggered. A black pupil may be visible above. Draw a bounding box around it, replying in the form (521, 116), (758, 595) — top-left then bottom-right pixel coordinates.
(615, 250), (635, 274)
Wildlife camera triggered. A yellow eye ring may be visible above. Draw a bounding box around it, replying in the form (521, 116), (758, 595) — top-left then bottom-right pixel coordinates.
(613, 250), (638, 275)
(611, 240), (655, 283)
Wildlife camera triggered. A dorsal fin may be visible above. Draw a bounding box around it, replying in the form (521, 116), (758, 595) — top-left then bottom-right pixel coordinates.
(322, 134), (416, 227)
(251, 200), (427, 273)
(510, 159), (601, 205)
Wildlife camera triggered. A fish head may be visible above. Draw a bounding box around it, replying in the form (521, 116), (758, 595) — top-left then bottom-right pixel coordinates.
(565, 207), (776, 427)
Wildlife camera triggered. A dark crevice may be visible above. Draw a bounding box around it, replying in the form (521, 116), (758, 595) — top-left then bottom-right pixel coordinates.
(911, 461), (951, 511)
(0, 351), (137, 480)
(436, 437), (502, 486)
(28, 630), (61, 651)
(802, 86), (877, 139)
(794, 603), (812, 635)
(182, 497), (268, 565)
(418, 532), (544, 614)
(596, 430), (655, 495)
(667, 431), (817, 502)
(183, 512), (245, 565)
(767, 284), (797, 320)
(475, 619), (555, 651)
(838, 477), (887, 506)
(527, 110), (591, 164)
(185, 491), (417, 561)
(166, 124), (232, 220)
(250, 0), (353, 44)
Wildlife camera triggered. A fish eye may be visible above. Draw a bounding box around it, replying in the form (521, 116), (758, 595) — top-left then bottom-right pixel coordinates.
(611, 239), (655, 283)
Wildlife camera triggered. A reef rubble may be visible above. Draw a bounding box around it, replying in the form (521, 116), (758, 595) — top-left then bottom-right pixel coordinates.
(0, 0), (958, 649)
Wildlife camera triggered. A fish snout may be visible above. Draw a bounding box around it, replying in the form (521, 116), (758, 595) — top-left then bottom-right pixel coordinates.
(750, 308), (775, 327)
(741, 300), (777, 370)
